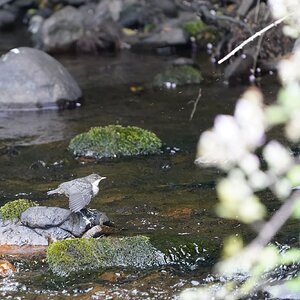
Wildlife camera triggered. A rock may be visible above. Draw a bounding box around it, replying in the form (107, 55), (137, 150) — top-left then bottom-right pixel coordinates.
(21, 206), (109, 237)
(41, 6), (84, 53)
(0, 260), (16, 277)
(33, 227), (75, 240)
(152, 0), (178, 18)
(119, 3), (145, 28)
(138, 27), (189, 48)
(0, 47), (82, 110)
(0, 9), (16, 30)
(94, 0), (123, 22)
(68, 125), (162, 160)
(76, 19), (122, 53)
(153, 65), (203, 88)
(20, 207), (72, 228)
(0, 200), (112, 249)
(47, 236), (165, 276)
(0, 219), (49, 246)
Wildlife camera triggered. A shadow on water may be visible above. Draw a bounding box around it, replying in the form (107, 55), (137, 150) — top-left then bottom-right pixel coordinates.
(0, 31), (290, 299)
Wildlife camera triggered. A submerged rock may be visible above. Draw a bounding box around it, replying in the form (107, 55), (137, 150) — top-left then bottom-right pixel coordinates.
(153, 65), (203, 88)
(0, 47), (82, 110)
(47, 236), (165, 276)
(68, 125), (162, 159)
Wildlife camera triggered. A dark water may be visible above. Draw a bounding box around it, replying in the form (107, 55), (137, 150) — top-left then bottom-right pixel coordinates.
(0, 29), (287, 299)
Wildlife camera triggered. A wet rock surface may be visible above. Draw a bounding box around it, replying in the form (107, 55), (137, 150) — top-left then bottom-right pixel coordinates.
(0, 205), (110, 247)
(0, 47), (82, 110)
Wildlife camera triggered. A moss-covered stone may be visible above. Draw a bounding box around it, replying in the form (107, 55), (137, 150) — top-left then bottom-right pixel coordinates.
(183, 20), (207, 36)
(0, 199), (38, 221)
(47, 236), (165, 276)
(68, 125), (162, 159)
(153, 65), (203, 88)
(183, 20), (220, 45)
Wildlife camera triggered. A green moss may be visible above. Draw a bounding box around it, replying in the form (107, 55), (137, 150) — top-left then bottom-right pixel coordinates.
(183, 20), (206, 36)
(68, 125), (162, 159)
(183, 20), (220, 45)
(47, 236), (165, 276)
(0, 199), (38, 221)
(153, 65), (203, 88)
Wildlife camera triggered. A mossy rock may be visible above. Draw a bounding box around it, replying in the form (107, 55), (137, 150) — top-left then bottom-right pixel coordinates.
(183, 20), (207, 36)
(183, 20), (220, 45)
(0, 199), (38, 221)
(47, 235), (165, 276)
(153, 65), (203, 88)
(68, 125), (162, 159)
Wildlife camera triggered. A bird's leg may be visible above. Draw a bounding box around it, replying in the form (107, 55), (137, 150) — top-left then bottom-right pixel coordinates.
(78, 211), (92, 228)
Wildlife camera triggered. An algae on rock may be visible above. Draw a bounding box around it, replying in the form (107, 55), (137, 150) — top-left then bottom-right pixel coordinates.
(47, 236), (165, 276)
(153, 65), (203, 88)
(0, 199), (38, 220)
(68, 125), (162, 159)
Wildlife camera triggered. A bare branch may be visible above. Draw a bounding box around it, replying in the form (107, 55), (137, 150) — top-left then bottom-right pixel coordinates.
(190, 88), (202, 121)
(218, 14), (290, 65)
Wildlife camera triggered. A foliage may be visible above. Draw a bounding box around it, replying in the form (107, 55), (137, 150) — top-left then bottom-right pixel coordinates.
(0, 199), (37, 220)
(68, 125), (162, 159)
(153, 65), (203, 88)
(183, 20), (206, 36)
(181, 1), (300, 299)
(183, 20), (219, 44)
(47, 236), (165, 276)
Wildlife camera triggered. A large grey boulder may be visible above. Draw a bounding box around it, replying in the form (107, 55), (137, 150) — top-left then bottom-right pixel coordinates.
(42, 6), (84, 53)
(0, 47), (82, 110)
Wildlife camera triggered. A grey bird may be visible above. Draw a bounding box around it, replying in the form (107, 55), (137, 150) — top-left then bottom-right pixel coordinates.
(47, 174), (106, 213)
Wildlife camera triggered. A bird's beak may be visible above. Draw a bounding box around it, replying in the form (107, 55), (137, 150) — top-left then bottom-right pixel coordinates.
(101, 176), (107, 181)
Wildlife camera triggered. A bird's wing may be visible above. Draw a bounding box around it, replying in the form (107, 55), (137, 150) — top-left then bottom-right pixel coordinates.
(69, 190), (92, 213)
(68, 180), (93, 213)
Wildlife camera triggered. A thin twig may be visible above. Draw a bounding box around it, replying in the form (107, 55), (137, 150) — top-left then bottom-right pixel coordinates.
(189, 88), (202, 121)
(248, 191), (300, 249)
(218, 14), (291, 65)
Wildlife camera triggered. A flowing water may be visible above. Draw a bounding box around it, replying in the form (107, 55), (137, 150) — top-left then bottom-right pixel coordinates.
(0, 28), (293, 299)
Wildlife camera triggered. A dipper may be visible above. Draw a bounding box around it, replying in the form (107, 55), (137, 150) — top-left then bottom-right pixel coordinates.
(47, 174), (106, 213)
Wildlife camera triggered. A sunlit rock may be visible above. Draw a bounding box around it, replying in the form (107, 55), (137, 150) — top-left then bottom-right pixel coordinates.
(0, 47), (82, 110)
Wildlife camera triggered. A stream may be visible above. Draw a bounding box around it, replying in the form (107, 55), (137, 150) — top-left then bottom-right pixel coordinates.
(0, 27), (294, 299)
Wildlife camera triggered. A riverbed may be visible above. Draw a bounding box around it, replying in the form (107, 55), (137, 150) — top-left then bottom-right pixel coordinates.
(0, 27), (292, 299)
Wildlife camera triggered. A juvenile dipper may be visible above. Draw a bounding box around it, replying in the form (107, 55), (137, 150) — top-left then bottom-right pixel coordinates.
(47, 173), (106, 213)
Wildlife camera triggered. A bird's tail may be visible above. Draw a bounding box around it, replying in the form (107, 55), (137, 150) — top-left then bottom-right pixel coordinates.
(47, 188), (60, 196)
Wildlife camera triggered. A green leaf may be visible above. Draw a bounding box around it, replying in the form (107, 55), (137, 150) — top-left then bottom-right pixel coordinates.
(286, 273), (300, 291)
(287, 165), (300, 186)
(265, 105), (288, 125)
(292, 197), (300, 219)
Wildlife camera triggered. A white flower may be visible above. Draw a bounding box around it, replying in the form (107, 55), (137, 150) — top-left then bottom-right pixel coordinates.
(263, 141), (293, 175)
